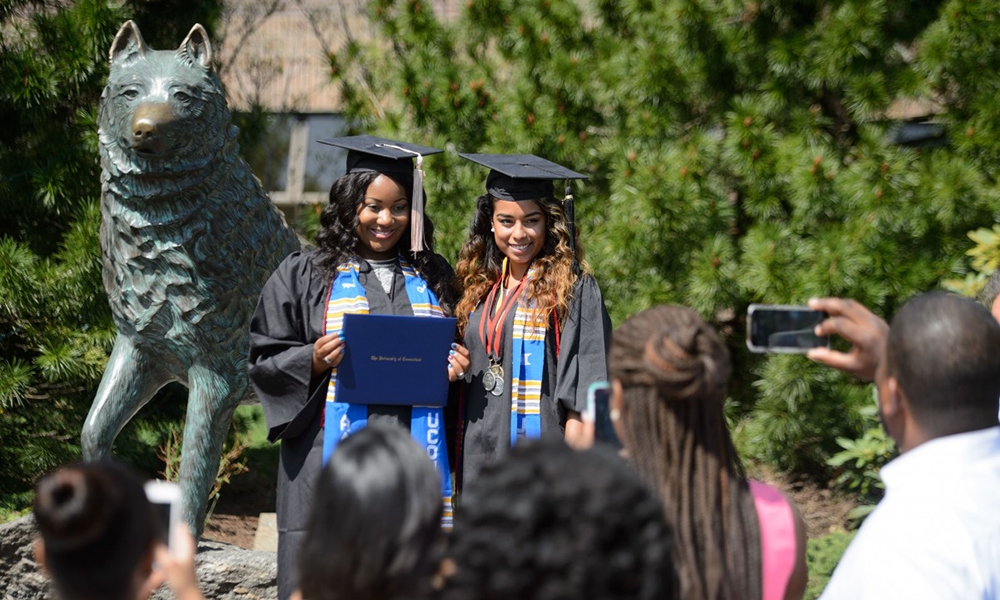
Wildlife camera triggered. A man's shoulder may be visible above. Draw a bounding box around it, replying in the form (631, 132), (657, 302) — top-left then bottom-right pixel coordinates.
(820, 486), (1000, 600)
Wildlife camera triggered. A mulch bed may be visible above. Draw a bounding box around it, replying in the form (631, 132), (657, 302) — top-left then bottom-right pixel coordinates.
(202, 451), (278, 549)
(750, 466), (859, 538)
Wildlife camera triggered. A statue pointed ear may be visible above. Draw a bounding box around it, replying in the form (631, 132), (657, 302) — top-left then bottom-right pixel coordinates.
(178, 24), (213, 70)
(109, 20), (148, 64)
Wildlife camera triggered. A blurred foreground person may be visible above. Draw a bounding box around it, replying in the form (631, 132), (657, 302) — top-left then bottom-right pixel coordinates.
(33, 461), (202, 600)
(808, 293), (1000, 600)
(608, 305), (807, 600)
(440, 440), (675, 600)
(297, 422), (444, 600)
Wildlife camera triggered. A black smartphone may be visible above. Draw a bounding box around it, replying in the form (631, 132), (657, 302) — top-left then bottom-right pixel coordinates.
(587, 381), (622, 449)
(746, 304), (828, 353)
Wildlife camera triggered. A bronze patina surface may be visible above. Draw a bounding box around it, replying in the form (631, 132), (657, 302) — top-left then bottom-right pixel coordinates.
(83, 20), (300, 534)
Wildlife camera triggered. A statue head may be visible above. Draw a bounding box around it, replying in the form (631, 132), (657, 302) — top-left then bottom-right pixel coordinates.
(98, 21), (235, 183)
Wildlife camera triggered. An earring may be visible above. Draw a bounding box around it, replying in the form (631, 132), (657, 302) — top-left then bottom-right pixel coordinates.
(610, 409), (621, 421)
(490, 227), (495, 232)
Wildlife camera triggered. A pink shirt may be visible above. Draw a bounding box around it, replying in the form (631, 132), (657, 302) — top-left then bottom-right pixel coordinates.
(749, 480), (797, 600)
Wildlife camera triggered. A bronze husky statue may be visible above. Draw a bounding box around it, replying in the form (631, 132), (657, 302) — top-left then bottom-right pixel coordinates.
(83, 20), (300, 533)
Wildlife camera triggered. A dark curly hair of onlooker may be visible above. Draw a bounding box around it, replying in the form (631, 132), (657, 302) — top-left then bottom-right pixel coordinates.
(440, 440), (676, 600)
(298, 422), (444, 600)
(33, 460), (157, 600)
(314, 171), (457, 312)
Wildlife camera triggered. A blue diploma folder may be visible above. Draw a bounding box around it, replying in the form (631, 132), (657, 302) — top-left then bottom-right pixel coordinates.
(336, 313), (457, 407)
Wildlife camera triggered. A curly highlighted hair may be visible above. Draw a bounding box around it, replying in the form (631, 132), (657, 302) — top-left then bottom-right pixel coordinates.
(454, 194), (585, 333)
(314, 171), (457, 313)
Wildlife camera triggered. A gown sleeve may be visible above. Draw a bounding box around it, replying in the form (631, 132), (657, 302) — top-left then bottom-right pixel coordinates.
(248, 251), (330, 443)
(554, 274), (613, 413)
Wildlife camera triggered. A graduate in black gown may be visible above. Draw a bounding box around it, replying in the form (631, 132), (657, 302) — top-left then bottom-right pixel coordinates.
(452, 153), (612, 491)
(247, 136), (470, 600)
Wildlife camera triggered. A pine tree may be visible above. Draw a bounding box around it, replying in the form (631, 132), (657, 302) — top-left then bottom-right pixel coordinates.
(329, 0), (1000, 479)
(0, 0), (222, 506)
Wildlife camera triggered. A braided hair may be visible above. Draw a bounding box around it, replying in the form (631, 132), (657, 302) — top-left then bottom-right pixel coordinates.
(609, 305), (762, 600)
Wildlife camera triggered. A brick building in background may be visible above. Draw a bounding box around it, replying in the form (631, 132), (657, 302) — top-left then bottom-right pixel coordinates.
(215, 0), (459, 217)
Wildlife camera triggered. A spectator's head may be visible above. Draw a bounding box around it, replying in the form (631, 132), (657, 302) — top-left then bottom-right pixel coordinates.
(879, 291), (1000, 449)
(440, 441), (675, 600)
(978, 269), (1000, 322)
(608, 304), (761, 600)
(298, 422), (443, 600)
(33, 461), (157, 600)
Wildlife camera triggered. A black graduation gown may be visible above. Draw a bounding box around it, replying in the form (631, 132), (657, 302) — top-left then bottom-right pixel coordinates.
(247, 250), (455, 600)
(458, 274), (612, 491)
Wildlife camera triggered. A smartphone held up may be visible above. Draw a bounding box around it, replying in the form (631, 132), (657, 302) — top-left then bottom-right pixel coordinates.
(144, 480), (183, 555)
(746, 304), (828, 354)
(586, 381), (622, 449)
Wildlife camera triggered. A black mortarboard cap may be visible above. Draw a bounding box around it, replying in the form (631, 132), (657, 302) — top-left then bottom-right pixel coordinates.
(458, 153), (588, 201)
(318, 135), (443, 192)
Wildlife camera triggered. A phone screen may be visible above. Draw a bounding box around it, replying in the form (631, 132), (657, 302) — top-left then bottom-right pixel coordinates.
(150, 500), (172, 547)
(748, 305), (827, 352)
(589, 382), (622, 448)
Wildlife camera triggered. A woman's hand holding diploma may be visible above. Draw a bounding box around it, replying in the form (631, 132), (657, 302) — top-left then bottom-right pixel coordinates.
(312, 332), (346, 376)
(448, 343), (471, 382)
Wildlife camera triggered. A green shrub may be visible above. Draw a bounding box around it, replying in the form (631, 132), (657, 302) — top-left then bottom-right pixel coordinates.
(826, 402), (895, 513)
(805, 530), (857, 600)
(329, 0), (1000, 482)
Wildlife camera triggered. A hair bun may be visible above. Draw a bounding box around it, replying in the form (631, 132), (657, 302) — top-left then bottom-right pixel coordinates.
(642, 321), (728, 402)
(34, 468), (112, 553)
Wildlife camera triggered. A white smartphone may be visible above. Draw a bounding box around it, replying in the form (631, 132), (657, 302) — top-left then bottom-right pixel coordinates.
(144, 480), (183, 555)
(746, 304), (829, 354)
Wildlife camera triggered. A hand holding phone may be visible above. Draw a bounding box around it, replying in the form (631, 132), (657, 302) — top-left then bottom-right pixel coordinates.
(746, 304), (828, 354)
(805, 297), (888, 382)
(140, 523), (202, 600)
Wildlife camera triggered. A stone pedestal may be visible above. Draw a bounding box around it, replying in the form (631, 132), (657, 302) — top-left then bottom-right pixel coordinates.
(253, 513), (278, 552)
(0, 516), (278, 600)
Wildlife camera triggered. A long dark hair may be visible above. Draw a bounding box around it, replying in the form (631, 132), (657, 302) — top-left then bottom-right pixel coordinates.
(454, 194), (585, 333)
(33, 461), (157, 600)
(298, 422), (444, 600)
(314, 171), (457, 313)
(609, 305), (762, 600)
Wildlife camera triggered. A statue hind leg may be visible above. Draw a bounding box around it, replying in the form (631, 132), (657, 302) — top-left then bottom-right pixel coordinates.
(83, 334), (174, 460)
(179, 361), (249, 537)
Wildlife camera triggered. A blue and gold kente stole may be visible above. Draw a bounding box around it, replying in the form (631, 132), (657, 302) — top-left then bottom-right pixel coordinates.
(322, 256), (453, 528)
(509, 266), (545, 446)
